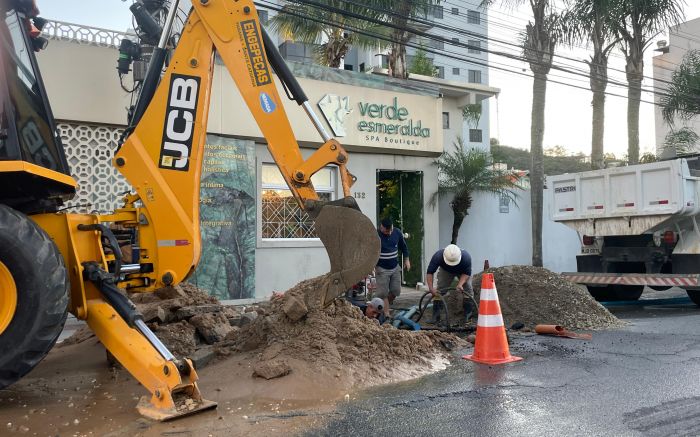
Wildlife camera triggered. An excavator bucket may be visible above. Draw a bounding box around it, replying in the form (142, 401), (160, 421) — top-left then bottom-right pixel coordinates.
(314, 204), (380, 306)
(136, 359), (217, 421)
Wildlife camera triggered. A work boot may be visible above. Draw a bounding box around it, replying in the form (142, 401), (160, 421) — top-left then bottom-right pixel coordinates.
(430, 300), (443, 324)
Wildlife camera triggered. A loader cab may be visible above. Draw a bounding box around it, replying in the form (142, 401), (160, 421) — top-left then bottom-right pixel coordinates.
(0, 1), (76, 214)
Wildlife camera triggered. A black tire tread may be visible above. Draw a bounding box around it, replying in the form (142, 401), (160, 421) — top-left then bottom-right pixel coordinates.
(0, 205), (69, 388)
(587, 284), (643, 302)
(686, 289), (700, 306)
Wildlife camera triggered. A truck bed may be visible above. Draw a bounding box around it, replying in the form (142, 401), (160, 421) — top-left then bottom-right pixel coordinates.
(548, 159), (700, 236)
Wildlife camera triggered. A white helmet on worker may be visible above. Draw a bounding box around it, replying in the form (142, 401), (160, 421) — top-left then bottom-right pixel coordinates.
(443, 244), (462, 266)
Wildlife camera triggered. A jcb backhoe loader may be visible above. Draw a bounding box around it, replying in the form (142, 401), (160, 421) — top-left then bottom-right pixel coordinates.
(0, 0), (379, 420)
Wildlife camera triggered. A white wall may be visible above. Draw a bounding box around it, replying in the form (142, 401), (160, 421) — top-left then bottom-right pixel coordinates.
(438, 188), (579, 275)
(254, 147), (439, 298)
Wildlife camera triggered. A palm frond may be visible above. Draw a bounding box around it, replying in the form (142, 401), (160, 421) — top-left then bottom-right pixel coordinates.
(430, 137), (524, 212)
(661, 50), (700, 125)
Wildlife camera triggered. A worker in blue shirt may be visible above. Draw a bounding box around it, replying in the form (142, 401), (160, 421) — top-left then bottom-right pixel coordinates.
(374, 217), (410, 317)
(426, 244), (472, 323)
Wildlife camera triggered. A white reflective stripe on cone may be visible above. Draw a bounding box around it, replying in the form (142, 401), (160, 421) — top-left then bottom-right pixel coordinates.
(480, 288), (498, 301)
(477, 314), (504, 328)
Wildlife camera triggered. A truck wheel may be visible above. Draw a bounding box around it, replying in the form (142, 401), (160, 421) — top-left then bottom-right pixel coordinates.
(587, 285), (643, 301)
(686, 290), (700, 306)
(0, 205), (69, 389)
(649, 286), (672, 291)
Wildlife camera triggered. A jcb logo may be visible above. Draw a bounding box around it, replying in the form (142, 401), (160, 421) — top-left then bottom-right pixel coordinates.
(159, 74), (200, 171)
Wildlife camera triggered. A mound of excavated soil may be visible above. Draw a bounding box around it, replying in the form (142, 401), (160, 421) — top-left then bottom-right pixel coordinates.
(473, 265), (623, 330)
(217, 274), (465, 385)
(61, 283), (243, 366)
(63, 275), (465, 386)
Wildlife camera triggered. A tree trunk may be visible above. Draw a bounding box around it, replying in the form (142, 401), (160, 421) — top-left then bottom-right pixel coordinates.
(627, 77), (642, 164)
(450, 193), (472, 244)
(591, 89), (606, 169)
(530, 71), (547, 267)
(388, 2), (411, 79)
(450, 211), (465, 245)
(325, 37), (348, 68)
(389, 41), (408, 79)
(625, 51), (644, 165)
(589, 53), (608, 170)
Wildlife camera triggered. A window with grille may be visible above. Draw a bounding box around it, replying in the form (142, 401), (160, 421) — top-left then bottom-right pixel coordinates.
(452, 7), (459, 15)
(469, 129), (483, 143)
(468, 69), (481, 83)
(467, 10), (480, 25)
(261, 164), (335, 239)
(468, 40), (481, 54)
(431, 5), (444, 19)
(442, 112), (450, 129)
(452, 67), (460, 75)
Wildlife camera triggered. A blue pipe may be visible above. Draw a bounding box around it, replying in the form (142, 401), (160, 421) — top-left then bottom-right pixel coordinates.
(392, 305), (421, 330)
(396, 315), (421, 330)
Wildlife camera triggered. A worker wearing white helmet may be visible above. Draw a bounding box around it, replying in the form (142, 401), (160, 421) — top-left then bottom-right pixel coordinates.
(426, 244), (473, 323)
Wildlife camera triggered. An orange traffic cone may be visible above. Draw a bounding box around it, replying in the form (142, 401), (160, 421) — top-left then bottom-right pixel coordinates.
(463, 273), (522, 365)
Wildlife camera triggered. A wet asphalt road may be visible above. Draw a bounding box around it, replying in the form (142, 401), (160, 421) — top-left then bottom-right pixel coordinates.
(309, 290), (700, 436)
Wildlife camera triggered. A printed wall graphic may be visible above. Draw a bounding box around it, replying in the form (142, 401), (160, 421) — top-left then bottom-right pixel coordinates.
(189, 135), (256, 300)
(318, 94), (352, 137)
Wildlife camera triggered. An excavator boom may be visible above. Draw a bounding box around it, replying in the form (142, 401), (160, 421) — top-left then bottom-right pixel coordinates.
(115, 0), (379, 297)
(16, 0), (378, 421)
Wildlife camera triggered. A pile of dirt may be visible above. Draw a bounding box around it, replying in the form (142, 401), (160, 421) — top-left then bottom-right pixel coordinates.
(472, 265), (623, 330)
(216, 274), (465, 385)
(64, 277), (464, 383)
(61, 283), (248, 368)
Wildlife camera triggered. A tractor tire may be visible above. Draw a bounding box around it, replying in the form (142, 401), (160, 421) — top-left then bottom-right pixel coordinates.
(587, 284), (643, 302)
(0, 205), (69, 389)
(685, 289), (700, 306)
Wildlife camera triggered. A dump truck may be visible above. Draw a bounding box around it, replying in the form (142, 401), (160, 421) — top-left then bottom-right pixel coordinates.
(0, 0), (378, 420)
(549, 157), (700, 304)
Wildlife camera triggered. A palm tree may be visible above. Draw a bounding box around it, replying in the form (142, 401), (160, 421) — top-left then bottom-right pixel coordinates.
(430, 138), (522, 244)
(372, 0), (437, 79)
(612, 0), (684, 164)
(562, 0), (620, 170)
(661, 49), (700, 125)
(481, 0), (559, 267)
(269, 0), (384, 68)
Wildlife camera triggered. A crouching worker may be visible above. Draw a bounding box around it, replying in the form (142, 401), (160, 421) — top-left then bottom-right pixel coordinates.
(351, 297), (387, 324)
(426, 244), (472, 324)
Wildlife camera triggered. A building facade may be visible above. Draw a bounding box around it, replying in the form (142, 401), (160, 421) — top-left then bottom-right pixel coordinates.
(38, 20), (499, 302)
(653, 17), (700, 154)
(408, 0), (491, 152)
(258, 0), (493, 151)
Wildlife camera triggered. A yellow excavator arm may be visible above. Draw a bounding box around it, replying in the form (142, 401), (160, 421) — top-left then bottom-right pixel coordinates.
(29, 0), (378, 421)
(114, 0), (378, 303)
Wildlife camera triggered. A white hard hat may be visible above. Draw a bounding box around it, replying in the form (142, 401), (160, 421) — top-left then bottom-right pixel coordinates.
(443, 244), (462, 266)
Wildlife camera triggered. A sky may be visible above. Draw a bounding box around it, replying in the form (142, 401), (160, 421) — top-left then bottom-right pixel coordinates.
(485, 1), (700, 157)
(36, 0), (700, 158)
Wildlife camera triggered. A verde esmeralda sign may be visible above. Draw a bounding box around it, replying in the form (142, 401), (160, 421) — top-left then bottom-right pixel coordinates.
(357, 97), (431, 144)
